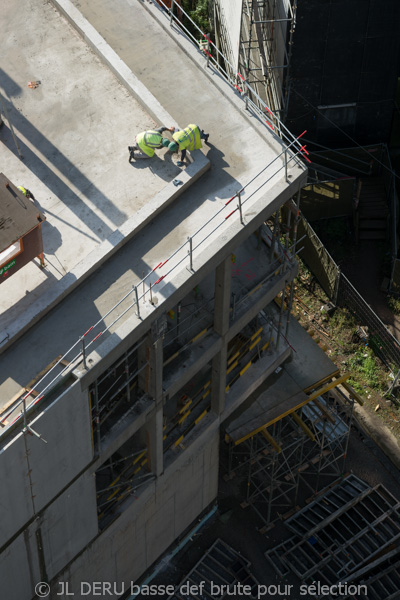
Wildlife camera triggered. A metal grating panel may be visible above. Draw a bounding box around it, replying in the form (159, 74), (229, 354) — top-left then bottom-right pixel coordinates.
(168, 539), (259, 600)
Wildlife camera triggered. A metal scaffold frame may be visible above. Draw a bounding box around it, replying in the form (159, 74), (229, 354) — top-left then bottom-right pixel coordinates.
(226, 385), (356, 530)
(238, 0), (297, 121)
(264, 474), (400, 600)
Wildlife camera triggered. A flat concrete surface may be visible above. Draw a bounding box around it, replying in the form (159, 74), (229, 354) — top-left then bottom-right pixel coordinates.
(0, 0), (305, 420)
(0, 0), (203, 347)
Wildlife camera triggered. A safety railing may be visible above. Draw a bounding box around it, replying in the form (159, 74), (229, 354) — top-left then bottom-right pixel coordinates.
(0, 3), (310, 440)
(1, 141), (305, 439)
(157, 0), (309, 161)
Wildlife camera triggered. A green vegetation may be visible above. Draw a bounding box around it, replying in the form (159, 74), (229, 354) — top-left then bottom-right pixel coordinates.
(181, 0), (210, 35)
(346, 348), (383, 393)
(294, 260), (389, 398)
(387, 294), (400, 316)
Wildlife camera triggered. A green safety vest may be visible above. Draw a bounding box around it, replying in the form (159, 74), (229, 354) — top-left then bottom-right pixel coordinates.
(136, 130), (163, 157)
(172, 124), (202, 152)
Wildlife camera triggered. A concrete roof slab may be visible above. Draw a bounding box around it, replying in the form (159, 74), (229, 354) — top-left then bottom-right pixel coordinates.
(0, 0), (208, 346)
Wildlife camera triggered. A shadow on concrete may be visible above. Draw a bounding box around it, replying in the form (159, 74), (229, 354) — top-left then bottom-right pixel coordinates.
(41, 221), (63, 260)
(0, 68), (127, 234)
(129, 153), (181, 182)
(0, 269), (59, 330)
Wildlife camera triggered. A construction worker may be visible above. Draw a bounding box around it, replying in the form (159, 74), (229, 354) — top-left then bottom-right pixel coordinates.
(128, 125), (175, 161)
(168, 124), (209, 166)
(18, 186), (35, 201)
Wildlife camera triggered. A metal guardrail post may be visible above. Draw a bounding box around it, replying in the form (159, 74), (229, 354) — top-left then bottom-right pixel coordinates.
(80, 336), (87, 370)
(237, 191), (244, 224)
(170, 0), (174, 25)
(134, 285), (140, 318)
(187, 236), (194, 272)
(285, 149), (288, 182)
(206, 33), (210, 68)
(243, 80), (249, 110)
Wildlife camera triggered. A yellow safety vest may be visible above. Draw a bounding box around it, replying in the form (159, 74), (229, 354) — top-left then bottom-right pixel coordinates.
(18, 186), (28, 196)
(172, 124), (202, 152)
(136, 130), (163, 157)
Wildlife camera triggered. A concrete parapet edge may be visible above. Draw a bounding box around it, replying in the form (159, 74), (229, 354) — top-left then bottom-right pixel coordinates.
(0, 0), (210, 355)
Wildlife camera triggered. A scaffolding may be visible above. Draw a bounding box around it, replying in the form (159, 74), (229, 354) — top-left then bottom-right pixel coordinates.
(238, 0), (297, 120)
(265, 474), (400, 600)
(225, 379), (357, 530)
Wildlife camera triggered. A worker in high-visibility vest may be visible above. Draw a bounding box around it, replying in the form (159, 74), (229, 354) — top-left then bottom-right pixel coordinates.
(128, 125), (175, 161)
(168, 124), (209, 166)
(18, 186), (35, 201)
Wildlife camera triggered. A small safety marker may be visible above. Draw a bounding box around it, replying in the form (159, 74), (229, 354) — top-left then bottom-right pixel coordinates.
(28, 81), (41, 89)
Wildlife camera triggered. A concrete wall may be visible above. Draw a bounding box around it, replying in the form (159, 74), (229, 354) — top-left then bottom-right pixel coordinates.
(218, 0), (243, 71)
(0, 381), (92, 551)
(0, 473), (98, 600)
(48, 424), (219, 599)
(0, 522), (42, 600)
(40, 472), (98, 580)
(0, 432), (34, 543)
(0, 382), (96, 600)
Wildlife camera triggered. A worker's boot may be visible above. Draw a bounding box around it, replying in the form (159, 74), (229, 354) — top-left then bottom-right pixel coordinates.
(201, 130), (209, 144)
(128, 146), (135, 162)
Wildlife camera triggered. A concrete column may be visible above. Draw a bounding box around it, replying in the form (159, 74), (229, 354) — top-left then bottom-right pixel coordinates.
(146, 407), (163, 477)
(139, 334), (164, 476)
(211, 255), (232, 415)
(138, 334), (163, 402)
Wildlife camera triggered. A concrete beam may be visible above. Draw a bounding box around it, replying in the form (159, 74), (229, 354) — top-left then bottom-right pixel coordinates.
(227, 262), (298, 343)
(146, 408), (164, 478)
(222, 344), (292, 421)
(93, 398), (155, 471)
(163, 332), (221, 400)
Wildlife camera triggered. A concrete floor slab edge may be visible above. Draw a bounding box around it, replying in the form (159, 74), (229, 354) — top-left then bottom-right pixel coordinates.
(0, 155), (209, 355)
